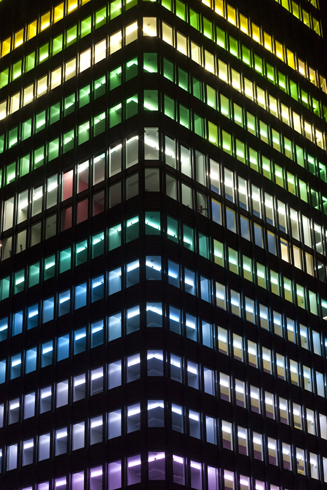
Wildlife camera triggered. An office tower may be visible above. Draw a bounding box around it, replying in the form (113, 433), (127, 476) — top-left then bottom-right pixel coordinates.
(1, 0), (327, 488)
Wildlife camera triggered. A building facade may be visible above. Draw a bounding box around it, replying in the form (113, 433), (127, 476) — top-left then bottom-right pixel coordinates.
(1, 0), (327, 488)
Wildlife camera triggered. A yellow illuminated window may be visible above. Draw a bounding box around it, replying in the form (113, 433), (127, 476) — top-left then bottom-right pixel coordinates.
(298, 59), (306, 77)
(302, 10), (310, 28)
(287, 49), (295, 69)
(304, 122), (312, 141)
(202, 0), (211, 7)
(244, 79), (253, 100)
(41, 12), (51, 31)
(319, 76), (327, 93)
(82, 0), (91, 3)
(68, 0), (78, 13)
(313, 18), (321, 36)
(227, 5), (236, 25)
(309, 68), (316, 85)
(281, 104), (289, 124)
(14, 29), (24, 48)
(54, 3), (64, 22)
(251, 23), (260, 44)
(239, 14), (248, 34)
(263, 32), (272, 52)
(269, 95), (278, 117)
(1, 37), (11, 57)
(292, 1), (299, 18)
(275, 41), (284, 61)
(215, 0), (224, 16)
(256, 87), (266, 109)
(27, 21), (37, 40)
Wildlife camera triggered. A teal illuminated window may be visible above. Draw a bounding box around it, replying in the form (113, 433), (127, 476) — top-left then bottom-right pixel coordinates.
(0, 69), (9, 88)
(95, 7), (106, 28)
(126, 216), (139, 243)
(143, 53), (157, 73)
(52, 34), (63, 56)
(109, 224), (121, 251)
(126, 58), (138, 81)
(81, 16), (92, 37)
(39, 43), (49, 63)
(109, 103), (122, 127)
(92, 232), (105, 258)
(66, 25), (77, 47)
(203, 18), (213, 39)
(50, 103), (60, 124)
(44, 255), (56, 280)
(60, 248), (71, 273)
(110, 67), (122, 90)
(29, 263), (40, 288)
(145, 212), (161, 235)
(94, 76), (106, 98)
(25, 52), (35, 72)
(190, 9), (199, 30)
(79, 85), (91, 108)
(144, 90), (158, 111)
(14, 270), (25, 295)
(76, 239), (88, 265)
(12, 60), (22, 80)
(110, 0), (121, 19)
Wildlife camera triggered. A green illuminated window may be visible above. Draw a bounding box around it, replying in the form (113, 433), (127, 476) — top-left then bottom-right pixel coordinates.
(272, 130), (280, 151)
(143, 53), (157, 73)
(233, 104), (243, 127)
(50, 103), (60, 124)
(109, 103), (122, 127)
(259, 121), (268, 143)
(81, 16), (92, 37)
(220, 95), (230, 117)
(66, 25), (77, 47)
(126, 58), (138, 81)
(190, 9), (199, 30)
(36, 111), (46, 133)
(22, 119), (32, 140)
(284, 137), (292, 159)
(274, 164), (284, 187)
(176, 0), (186, 21)
(39, 43), (49, 63)
(301, 90), (309, 108)
(144, 90), (158, 111)
(222, 131), (232, 154)
(179, 104), (189, 128)
(64, 94), (75, 116)
(206, 86), (216, 109)
(8, 128), (18, 148)
(63, 130), (74, 153)
(79, 85), (91, 108)
(246, 112), (256, 135)
(312, 98), (321, 117)
(12, 60), (22, 80)
(257, 264), (266, 289)
(278, 72), (286, 92)
(20, 155), (30, 176)
(319, 163), (327, 183)
(34, 146), (45, 169)
(163, 58), (174, 81)
(95, 7), (106, 28)
(94, 76), (106, 98)
(235, 140), (245, 163)
(203, 18), (213, 39)
(299, 180), (307, 202)
(6, 162), (16, 185)
(266, 63), (275, 83)
(311, 189), (320, 210)
(178, 68), (188, 90)
(283, 277), (292, 302)
(242, 45), (251, 66)
(110, 0), (121, 19)
(78, 122), (90, 145)
(307, 154), (316, 174)
(254, 55), (263, 74)
(249, 148), (258, 171)
(0, 69), (9, 88)
(94, 112), (106, 135)
(216, 27), (225, 49)
(228, 248), (238, 274)
(110, 66), (122, 90)
(242, 256), (252, 281)
(52, 35), (63, 56)
(192, 78), (202, 100)
(229, 36), (238, 57)
(164, 95), (175, 119)
(126, 95), (138, 118)
(0, 135), (4, 154)
(262, 156), (271, 179)
(194, 114), (204, 137)
(126, 0), (137, 10)
(289, 80), (298, 100)
(295, 146), (304, 167)
(48, 139), (59, 161)
(25, 52), (35, 72)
